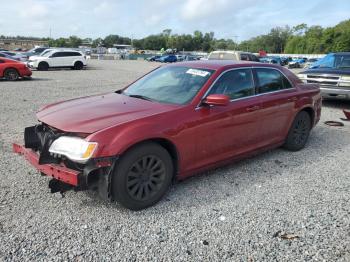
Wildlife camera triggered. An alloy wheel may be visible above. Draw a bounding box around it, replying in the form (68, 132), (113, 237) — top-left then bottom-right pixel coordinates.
(126, 155), (166, 201)
(292, 118), (309, 145)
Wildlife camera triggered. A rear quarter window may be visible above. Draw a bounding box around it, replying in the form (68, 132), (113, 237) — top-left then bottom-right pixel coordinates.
(69, 52), (82, 57)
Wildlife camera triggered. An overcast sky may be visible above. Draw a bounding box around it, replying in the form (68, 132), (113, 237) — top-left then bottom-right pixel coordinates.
(1, 0), (349, 41)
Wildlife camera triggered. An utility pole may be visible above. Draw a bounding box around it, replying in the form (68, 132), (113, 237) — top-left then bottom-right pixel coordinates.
(49, 27), (52, 39)
(233, 35), (238, 51)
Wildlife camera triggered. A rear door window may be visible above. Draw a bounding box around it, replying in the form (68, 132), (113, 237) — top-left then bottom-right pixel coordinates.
(51, 52), (63, 57)
(255, 68), (292, 94)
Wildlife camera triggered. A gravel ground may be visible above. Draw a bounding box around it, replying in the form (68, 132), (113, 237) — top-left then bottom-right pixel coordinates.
(0, 60), (350, 261)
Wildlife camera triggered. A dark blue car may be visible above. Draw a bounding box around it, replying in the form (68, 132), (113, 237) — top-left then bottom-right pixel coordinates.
(155, 55), (177, 63)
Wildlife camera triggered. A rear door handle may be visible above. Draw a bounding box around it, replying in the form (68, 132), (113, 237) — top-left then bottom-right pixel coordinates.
(288, 97), (298, 102)
(246, 105), (260, 112)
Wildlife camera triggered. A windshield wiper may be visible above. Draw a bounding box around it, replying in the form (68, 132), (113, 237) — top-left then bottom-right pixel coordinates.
(128, 94), (154, 101)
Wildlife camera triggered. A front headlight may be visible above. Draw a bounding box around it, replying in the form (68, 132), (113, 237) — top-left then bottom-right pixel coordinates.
(49, 136), (98, 163)
(340, 76), (350, 87)
(298, 73), (306, 79)
(340, 75), (350, 81)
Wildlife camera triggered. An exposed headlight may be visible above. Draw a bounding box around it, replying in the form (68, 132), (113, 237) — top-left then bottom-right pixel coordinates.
(298, 73), (306, 79)
(340, 75), (350, 81)
(340, 76), (350, 86)
(49, 136), (98, 163)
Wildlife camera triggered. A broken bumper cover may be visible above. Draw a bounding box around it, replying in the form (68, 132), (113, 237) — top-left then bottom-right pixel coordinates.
(13, 139), (117, 200)
(13, 143), (80, 186)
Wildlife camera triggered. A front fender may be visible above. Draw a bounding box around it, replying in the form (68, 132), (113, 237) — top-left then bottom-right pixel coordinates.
(86, 121), (178, 158)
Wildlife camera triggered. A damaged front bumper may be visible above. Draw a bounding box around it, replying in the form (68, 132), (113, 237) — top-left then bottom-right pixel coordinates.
(13, 124), (117, 201)
(13, 143), (80, 186)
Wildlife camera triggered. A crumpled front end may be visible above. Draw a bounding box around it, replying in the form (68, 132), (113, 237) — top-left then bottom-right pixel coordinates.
(13, 123), (117, 200)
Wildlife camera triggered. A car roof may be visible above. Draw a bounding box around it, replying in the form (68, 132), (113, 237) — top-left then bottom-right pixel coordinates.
(210, 50), (250, 55)
(52, 49), (76, 51)
(170, 60), (268, 70)
(332, 52), (350, 56)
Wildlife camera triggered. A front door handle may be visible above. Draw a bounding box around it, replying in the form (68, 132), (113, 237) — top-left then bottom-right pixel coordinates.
(288, 97), (298, 102)
(246, 105), (260, 112)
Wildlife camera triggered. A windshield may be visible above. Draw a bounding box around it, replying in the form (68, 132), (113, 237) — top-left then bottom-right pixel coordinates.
(42, 50), (54, 57)
(310, 54), (335, 68)
(123, 66), (214, 104)
(40, 49), (52, 56)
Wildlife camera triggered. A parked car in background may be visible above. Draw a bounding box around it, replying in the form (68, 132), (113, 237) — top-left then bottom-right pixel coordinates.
(28, 49), (56, 61)
(303, 58), (319, 69)
(208, 51), (260, 62)
(0, 52), (20, 61)
(21, 47), (50, 60)
(0, 51), (27, 61)
(28, 50), (87, 70)
(280, 57), (289, 66)
(146, 55), (161, 62)
(259, 56), (283, 65)
(0, 48), (9, 52)
(175, 55), (185, 61)
(298, 52), (350, 99)
(183, 55), (200, 61)
(0, 57), (32, 80)
(155, 54), (177, 63)
(288, 58), (307, 68)
(14, 60), (321, 210)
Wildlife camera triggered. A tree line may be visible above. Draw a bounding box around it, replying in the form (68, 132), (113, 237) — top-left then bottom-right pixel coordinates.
(2, 19), (350, 54)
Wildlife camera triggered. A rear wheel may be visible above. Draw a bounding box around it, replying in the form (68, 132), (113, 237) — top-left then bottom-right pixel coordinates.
(73, 61), (84, 70)
(4, 68), (19, 81)
(38, 62), (49, 71)
(284, 111), (311, 151)
(112, 142), (173, 210)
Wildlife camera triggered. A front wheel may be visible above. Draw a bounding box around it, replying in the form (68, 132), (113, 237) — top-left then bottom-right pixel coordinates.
(73, 61), (84, 70)
(112, 142), (173, 210)
(283, 111), (311, 151)
(4, 68), (19, 81)
(38, 62), (49, 71)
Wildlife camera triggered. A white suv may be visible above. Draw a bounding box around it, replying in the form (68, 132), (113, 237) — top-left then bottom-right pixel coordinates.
(28, 50), (87, 70)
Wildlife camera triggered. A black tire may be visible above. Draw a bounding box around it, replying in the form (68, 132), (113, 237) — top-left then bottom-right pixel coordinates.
(284, 111), (311, 151)
(112, 142), (173, 210)
(38, 62), (49, 71)
(4, 68), (19, 81)
(74, 61), (84, 70)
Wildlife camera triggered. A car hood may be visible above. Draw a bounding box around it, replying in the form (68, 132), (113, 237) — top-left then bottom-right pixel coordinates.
(36, 93), (179, 133)
(300, 68), (350, 75)
(29, 55), (39, 60)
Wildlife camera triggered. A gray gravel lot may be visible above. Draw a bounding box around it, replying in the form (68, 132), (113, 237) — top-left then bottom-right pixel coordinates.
(0, 60), (350, 261)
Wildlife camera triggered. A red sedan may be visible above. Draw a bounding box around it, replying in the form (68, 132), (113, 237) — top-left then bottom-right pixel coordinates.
(13, 61), (321, 210)
(0, 57), (32, 80)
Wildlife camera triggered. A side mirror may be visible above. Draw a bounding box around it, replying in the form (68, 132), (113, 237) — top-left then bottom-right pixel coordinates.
(204, 94), (230, 106)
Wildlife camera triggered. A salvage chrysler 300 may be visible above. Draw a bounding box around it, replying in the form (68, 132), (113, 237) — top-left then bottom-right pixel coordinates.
(13, 61), (321, 210)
